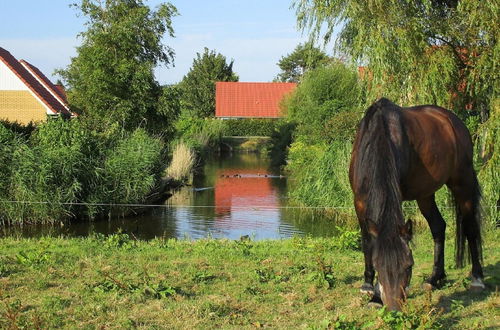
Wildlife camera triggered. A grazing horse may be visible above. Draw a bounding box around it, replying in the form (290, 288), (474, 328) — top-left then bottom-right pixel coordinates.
(349, 98), (484, 311)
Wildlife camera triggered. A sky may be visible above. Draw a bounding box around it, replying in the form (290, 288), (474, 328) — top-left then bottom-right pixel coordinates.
(0, 0), (316, 85)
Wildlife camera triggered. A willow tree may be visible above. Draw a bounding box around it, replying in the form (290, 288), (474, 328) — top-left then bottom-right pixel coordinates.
(58, 0), (178, 132)
(294, 0), (498, 122)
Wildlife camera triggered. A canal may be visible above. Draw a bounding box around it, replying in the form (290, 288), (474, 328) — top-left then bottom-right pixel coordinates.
(3, 153), (340, 240)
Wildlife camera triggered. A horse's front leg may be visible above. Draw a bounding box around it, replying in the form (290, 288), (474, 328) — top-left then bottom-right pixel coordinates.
(417, 195), (446, 289)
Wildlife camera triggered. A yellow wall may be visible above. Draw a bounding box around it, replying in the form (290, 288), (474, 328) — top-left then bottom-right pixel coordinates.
(0, 90), (47, 124)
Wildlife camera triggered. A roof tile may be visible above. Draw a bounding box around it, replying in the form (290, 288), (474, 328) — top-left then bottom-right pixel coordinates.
(216, 82), (297, 118)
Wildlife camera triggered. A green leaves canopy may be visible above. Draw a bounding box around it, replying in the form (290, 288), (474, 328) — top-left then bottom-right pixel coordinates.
(180, 48), (238, 118)
(294, 0), (499, 121)
(58, 0), (178, 131)
(275, 42), (331, 83)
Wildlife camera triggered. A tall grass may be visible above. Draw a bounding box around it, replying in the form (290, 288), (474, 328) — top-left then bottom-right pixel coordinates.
(165, 142), (196, 182)
(0, 119), (166, 225)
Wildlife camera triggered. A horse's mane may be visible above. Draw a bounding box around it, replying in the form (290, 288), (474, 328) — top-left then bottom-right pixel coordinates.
(356, 98), (405, 230)
(355, 98), (408, 279)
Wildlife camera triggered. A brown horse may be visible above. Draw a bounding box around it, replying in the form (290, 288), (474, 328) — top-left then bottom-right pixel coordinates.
(349, 98), (484, 311)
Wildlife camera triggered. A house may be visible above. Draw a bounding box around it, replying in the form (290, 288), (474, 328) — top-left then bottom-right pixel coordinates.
(0, 47), (73, 125)
(215, 82), (297, 119)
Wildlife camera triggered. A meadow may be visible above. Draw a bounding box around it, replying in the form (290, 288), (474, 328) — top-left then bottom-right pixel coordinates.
(0, 228), (498, 329)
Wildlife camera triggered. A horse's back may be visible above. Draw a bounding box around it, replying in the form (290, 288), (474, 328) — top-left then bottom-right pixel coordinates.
(400, 105), (474, 200)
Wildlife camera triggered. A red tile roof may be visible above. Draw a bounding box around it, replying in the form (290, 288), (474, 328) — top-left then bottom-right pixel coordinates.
(216, 82), (297, 118)
(0, 47), (72, 117)
(19, 59), (70, 109)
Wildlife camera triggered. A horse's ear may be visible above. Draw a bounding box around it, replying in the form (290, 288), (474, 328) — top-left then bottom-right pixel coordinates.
(400, 219), (413, 241)
(366, 219), (378, 237)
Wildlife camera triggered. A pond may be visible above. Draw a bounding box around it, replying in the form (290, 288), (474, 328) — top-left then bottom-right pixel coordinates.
(2, 153), (341, 240)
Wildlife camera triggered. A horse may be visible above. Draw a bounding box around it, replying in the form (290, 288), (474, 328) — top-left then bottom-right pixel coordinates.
(349, 98), (484, 311)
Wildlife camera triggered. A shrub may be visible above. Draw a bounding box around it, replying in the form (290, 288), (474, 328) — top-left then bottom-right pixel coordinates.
(87, 128), (165, 217)
(0, 119), (166, 224)
(283, 62), (363, 143)
(223, 119), (277, 137)
(286, 141), (354, 210)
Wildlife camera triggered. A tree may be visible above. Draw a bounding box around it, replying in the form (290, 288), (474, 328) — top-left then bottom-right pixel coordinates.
(293, 0), (498, 122)
(275, 42), (331, 82)
(180, 48), (238, 118)
(57, 0), (178, 132)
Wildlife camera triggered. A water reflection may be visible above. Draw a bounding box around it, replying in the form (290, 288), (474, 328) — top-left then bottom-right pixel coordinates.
(1, 153), (340, 240)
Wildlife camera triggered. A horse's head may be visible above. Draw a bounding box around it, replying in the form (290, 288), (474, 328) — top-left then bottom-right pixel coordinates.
(368, 219), (414, 311)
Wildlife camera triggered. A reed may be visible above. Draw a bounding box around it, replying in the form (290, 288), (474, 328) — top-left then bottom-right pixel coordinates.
(165, 141), (196, 182)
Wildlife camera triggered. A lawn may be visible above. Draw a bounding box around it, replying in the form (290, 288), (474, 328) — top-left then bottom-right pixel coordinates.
(0, 228), (498, 329)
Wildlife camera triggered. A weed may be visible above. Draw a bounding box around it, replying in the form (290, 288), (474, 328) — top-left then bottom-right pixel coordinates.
(377, 305), (442, 329)
(311, 256), (336, 289)
(255, 267), (289, 284)
(15, 250), (51, 268)
(333, 226), (361, 251)
(192, 271), (217, 283)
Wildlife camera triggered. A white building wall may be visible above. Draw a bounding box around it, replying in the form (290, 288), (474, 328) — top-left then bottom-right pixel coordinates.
(0, 61), (28, 90)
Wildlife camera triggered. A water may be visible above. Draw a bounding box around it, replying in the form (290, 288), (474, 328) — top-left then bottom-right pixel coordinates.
(2, 153), (341, 240)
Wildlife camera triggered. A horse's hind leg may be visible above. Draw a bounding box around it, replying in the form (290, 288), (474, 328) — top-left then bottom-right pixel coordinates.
(417, 194), (447, 289)
(448, 174), (484, 290)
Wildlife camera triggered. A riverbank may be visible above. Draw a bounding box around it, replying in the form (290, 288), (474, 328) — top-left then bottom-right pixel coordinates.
(0, 230), (498, 328)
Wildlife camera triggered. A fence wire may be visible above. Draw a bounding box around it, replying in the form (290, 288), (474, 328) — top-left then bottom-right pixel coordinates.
(0, 200), (497, 210)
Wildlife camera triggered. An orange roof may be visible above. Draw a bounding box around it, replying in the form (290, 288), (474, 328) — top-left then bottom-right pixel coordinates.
(216, 82), (297, 118)
(0, 47), (72, 117)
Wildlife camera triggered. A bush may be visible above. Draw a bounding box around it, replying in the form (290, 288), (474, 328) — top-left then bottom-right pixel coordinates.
(283, 62), (363, 143)
(279, 62), (364, 208)
(0, 119), (166, 224)
(286, 141), (354, 210)
(87, 128), (165, 217)
(268, 121), (296, 168)
(223, 119), (277, 137)
(174, 115), (226, 152)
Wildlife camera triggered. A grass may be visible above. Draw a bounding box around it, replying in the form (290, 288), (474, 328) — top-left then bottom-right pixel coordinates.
(0, 229), (498, 329)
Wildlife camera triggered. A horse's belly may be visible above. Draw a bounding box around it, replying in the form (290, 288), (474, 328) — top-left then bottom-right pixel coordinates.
(401, 171), (447, 201)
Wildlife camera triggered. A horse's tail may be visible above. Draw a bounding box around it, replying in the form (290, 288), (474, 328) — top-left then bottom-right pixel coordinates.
(455, 170), (483, 268)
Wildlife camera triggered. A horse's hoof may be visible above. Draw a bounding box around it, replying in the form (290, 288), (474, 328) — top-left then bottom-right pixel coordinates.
(422, 282), (434, 291)
(360, 283), (375, 295)
(366, 295), (383, 309)
(469, 277), (485, 291)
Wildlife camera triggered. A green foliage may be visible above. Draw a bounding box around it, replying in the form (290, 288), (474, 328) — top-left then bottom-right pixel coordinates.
(333, 226), (361, 251)
(286, 141), (354, 210)
(89, 128), (164, 212)
(283, 62), (363, 143)
(223, 119), (277, 137)
(476, 102), (500, 226)
(275, 41), (332, 82)
(294, 0), (498, 120)
(157, 84), (182, 140)
(0, 119), (166, 224)
(180, 48), (238, 118)
(16, 250), (51, 269)
(174, 115), (227, 152)
(268, 120), (296, 168)
(57, 0), (178, 132)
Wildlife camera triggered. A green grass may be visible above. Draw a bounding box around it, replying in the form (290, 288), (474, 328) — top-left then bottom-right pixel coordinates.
(0, 229), (498, 329)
